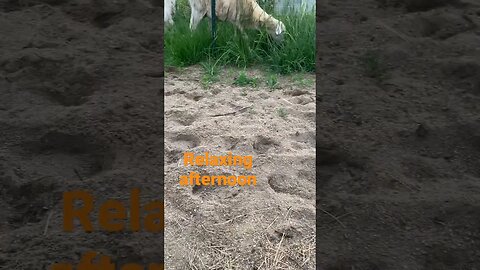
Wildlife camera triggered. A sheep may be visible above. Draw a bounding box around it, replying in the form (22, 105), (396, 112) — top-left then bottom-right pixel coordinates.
(165, 0), (176, 25)
(188, 0), (286, 41)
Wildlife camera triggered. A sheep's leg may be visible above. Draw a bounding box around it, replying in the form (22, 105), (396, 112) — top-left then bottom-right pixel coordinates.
(164, 0), (175, 25)
(189, 0), (205, 31)
(190, 11), (204, 30)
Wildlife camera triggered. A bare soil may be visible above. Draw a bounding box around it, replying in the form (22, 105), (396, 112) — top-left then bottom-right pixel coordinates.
(317, 0), (480, 269)
(164, 67), (316, 269)
(0, 0), (164, 269)
(2, 0), (480, 269)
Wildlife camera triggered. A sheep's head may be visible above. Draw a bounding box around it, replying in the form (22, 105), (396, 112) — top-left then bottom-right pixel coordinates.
(267, 19), (286, 42)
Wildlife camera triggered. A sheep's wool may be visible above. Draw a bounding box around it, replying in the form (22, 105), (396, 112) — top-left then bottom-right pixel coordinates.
(189, 0), (284, 37)
(165, 0), (176, 25)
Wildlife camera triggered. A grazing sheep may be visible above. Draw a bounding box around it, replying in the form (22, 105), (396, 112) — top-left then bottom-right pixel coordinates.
(188, 0), (286, 41)
(165, 0), (176, 25)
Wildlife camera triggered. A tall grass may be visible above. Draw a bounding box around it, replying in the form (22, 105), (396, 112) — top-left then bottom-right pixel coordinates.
(164, 0), (315, 74)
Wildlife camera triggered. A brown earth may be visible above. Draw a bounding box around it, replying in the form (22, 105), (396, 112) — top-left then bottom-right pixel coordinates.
(317, 0), (480, 269)
(0, 0), (164, 269)
(2, 0), (480, 269)
(164, 68), (316, 269)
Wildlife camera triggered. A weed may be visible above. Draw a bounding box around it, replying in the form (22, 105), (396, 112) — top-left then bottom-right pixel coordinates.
(200, 61), (220, 88)
(199, 51), (230, 88)
(292, 74), (314, 87)
(266, 74), (279, 90)
(234, 71), (259, 87)
(277, 107), (288, 118)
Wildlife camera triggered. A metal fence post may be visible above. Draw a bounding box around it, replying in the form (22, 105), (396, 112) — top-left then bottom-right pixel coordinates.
(211, 0), (217, 53)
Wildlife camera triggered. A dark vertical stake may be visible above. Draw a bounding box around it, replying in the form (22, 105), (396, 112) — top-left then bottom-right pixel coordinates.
(211, 0), (217, 53)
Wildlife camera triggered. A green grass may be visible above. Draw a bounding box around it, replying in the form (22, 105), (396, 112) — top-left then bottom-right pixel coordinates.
(266, 73), (278, 90)
(165, 0), (315, 75)
(277, 107), (288, 118)
(292, 74), (314, 87)
(234, 71), (259, 87)
(199, 54), (226, 88)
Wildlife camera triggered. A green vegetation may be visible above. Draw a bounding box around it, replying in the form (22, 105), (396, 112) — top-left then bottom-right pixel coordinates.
(234, 71), (259, 87)
(277, 107), (288, 118)
(164, 0), (315, 75)
(266, 73), (279, 90)
(200, 54), (224, 88)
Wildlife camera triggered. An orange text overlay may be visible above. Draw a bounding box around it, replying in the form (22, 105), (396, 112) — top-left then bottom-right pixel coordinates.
(63, 188), (163, 233)
(51, 251), (164, 270)
(184, 152), (252, 169)
(180, 152), (256, 186)
(49, 188), (164, 269)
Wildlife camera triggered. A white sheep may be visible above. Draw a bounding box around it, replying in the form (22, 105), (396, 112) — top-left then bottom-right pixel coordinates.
(165, 0), (176, 25)
(188, 0), (286, 41)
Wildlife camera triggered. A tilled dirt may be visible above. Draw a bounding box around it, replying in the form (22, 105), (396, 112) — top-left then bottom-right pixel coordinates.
(2, 0), (480, 269)
(317, 0), (480, 269)
(0, 0), (164, 269)
(164, 67), (316, 269)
